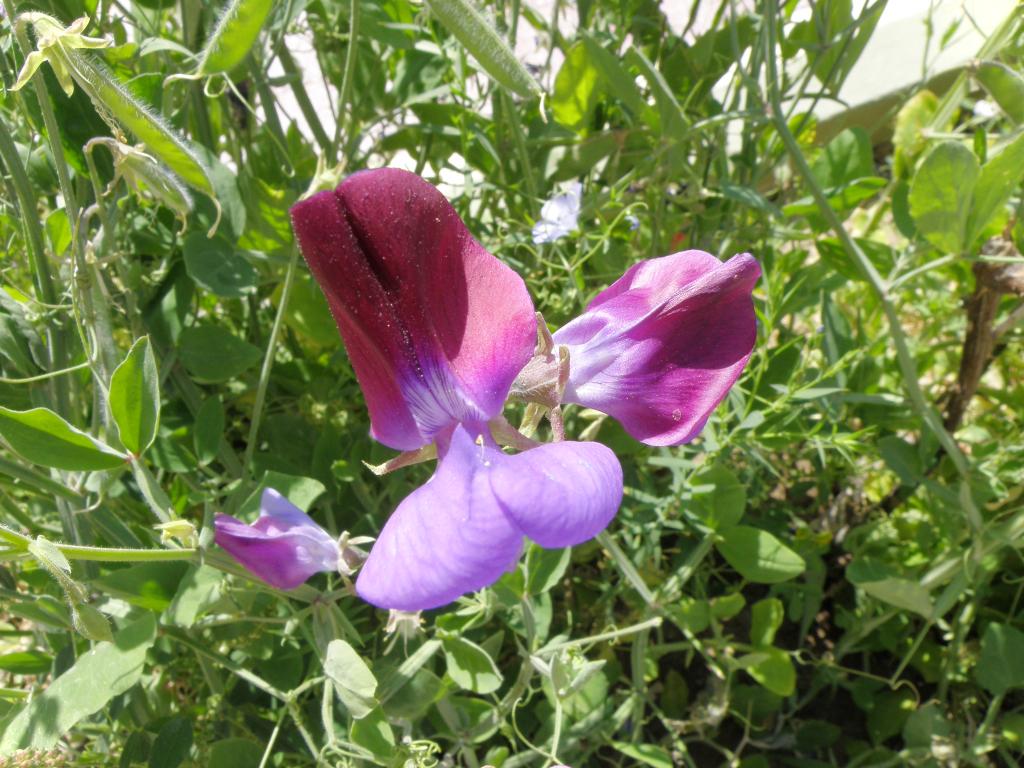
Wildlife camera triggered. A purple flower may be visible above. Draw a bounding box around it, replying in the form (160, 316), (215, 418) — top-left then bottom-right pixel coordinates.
(550, 250), (761, 446)
(290, 168), (538, 451)
(291, 169), (624, 611)
(357, 424), (621, 610)
(214, 489), (339, 590)
(532, 182), (581, 244)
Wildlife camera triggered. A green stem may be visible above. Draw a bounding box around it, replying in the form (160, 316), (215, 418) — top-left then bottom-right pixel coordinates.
(0, 113), (71, 416)
(762, 0), (977, 524)
(333, 0), (361, 155)
(596, 530), (657, 607)
(56, 543), (197, 562)
(243, 246), (299, 476)
(0, 456), (82, 501)
(536, 616), (663, 656)
(276, 45), (332, 156)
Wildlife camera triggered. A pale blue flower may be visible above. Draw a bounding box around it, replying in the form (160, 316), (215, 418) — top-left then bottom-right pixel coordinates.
(532, 182), (582, 244)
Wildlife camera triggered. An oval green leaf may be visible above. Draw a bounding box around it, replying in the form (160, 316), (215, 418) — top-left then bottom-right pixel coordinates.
(908, 141), (979, 253)
(109, 336), (160, 455)
(178, 324), (262, 382)
(716, 525), (806, 584)
(0, 406), (127, 471)
(183, 233), (258, 298)
(442, 636), (503, 694)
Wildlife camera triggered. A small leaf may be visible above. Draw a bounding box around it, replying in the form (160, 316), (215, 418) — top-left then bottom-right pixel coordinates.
(976, 623), (1024, 695)
(424, 0), (540, 97)
(0, 614), (157, 752)
(193, 396), (225, 466)
(750, 598), (784, 647)
(0, 651), (53, 675)
(966, 131), (1024, 246)
(324, 640), (378, 720)
(0, 407), (127, 471)
(689, 464), (746, 530)
(109, 337), (160, 455)
(552, 41), (602, 129)
(740, 647), (795, 697)
(149, 716), (193, 768)
(349, 707), (395, 757)
(908, 141), (979, 252)
(525, 544), (570, 595)
(71, 603), (113, 642)
(442, 636), (503, 694)
(716, 525), (805, 584)
(183, 233), (258, 298)
(612, 742), (673, 768)
(893, 89), (940, 178)
(878, 435), (923, 485)
(178, 324), (262, 382)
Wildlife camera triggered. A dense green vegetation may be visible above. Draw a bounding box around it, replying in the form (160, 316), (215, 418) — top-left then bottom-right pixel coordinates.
(1, 0), (1024, 765)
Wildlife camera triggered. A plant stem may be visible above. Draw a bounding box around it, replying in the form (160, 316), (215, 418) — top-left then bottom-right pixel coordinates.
(761, 0), (978, 528)
(242, 246), (299, 476)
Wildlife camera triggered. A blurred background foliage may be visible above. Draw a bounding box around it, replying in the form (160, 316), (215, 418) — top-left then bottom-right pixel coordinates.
(1, 0), (1024, 765)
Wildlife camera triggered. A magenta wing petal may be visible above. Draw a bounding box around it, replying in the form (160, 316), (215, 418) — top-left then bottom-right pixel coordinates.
(488, 440), (622, 548)
(356, 425), (524, 611)
(291, 169), (537, 450)
(554, 251), (761, 446)
(356, 425), (624, 610)
(214, 489), (339, 590)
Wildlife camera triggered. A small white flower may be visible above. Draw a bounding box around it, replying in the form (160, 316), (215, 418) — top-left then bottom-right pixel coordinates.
(974, 99), (998, 119)
(532, 181), (582, 244)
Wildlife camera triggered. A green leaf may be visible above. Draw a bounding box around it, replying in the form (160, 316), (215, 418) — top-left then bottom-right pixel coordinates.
(0, 406), (127, 471)
(909, 141), (979, 252)
(552, 41), (602, 129)
(424, 0), (540, 98)
(109, 336), (160, 455)
(811, 127), (874, 188)
(0, 651), (52, 675)
(976, 622), (1024, 695)
(149, 716), (193, 768)
(740, 647), (795, 697)
(349, 707), (395, 757)
(0, 614), (157, 751)
(178, 324), (262, 382)
(193, 396), (225, 466)
(716, 525), (806, 584)
(525, 544), (571, 595)
(208, 739), (264, 768)
(847, 558), (933, 617)
(582, 35), (658, 129)
(750, 598), (784, 647)
(239, 472), (326, 516)
(324, 640), (378, 720)
(92, 561), (190, 612)
(71, 603), (113, 642)
(689, 464), (746, 530)
(183, 233), (258, 298)
(611, 742), (674, 768)
(197, 0), (275, 75)
(878, 435), (923, 485)
(442, 636), (503, 694)
(973, 60), (1024, 125)
(966, 131), (1024, 246)
(163, 565), (222, 627)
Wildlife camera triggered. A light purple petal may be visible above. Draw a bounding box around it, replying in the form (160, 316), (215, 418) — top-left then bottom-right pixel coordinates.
(291, 169), (536, 450)
(488, 440), (622, 548)
(356, 425), (624, 610)
(356, 425), (523, 611)
(214, 489), (339, 590)
(532, 182), (582, 244)
(553, 251), (761, 446)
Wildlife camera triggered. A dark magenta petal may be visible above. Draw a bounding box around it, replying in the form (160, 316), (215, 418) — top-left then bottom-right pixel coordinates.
(553, 251), (761, 446)
(214, 489), (339, 590)
(291, 169), (537, 450)
(356, 425), (624, 610)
